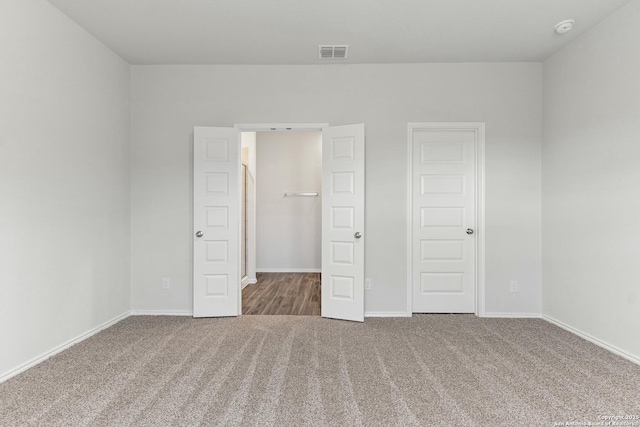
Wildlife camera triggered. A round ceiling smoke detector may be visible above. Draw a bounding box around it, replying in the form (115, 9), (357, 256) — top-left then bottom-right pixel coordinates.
(555, 19), (575, 34)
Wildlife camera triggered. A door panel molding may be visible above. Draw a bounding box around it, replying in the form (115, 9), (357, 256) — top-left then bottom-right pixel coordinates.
(407, 122), (485, 316)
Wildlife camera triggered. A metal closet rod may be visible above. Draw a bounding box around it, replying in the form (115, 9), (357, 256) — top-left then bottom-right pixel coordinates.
(284, 192), (319, 197)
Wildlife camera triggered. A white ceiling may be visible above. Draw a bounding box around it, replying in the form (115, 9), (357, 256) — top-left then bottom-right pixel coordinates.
(46, 0), (632, 65)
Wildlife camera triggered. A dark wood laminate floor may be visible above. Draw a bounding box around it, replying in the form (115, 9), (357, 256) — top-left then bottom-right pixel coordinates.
(242, 272), (321, 315)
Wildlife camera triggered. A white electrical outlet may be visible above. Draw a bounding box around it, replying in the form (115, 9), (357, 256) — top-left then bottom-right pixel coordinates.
(365, 279), (372, 291)
(510, 280), (518, 293)
(162, 277), (170, 290)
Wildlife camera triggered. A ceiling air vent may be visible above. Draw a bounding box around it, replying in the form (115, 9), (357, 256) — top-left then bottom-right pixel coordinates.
(318, 45), (349, 59)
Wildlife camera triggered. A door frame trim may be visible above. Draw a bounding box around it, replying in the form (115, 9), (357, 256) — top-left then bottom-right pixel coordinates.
(406, 122), (486, 317)
(234, 123), (329, 132)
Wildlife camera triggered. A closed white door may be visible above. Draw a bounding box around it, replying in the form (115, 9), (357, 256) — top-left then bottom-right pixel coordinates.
(193, 126), (241, 317)
(411, 124), (481, 313)
(321, 124), (365, 322)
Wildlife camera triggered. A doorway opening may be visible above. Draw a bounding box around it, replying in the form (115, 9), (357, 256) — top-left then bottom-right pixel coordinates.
(192, 123), (365, 321)
(240, 131), (322, 315)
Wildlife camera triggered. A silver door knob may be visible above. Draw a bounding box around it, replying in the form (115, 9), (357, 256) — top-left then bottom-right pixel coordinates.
(354, 232), (362, 239)
(466, 228), (474, 235)
(195, 231), (204, 238)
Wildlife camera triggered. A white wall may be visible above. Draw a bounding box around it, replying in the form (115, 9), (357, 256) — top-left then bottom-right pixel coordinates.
(542, 0), (640, 359)
(256, 131), (322, 271)
(0, 1), (131, 378)
(130, 63), (542, 315)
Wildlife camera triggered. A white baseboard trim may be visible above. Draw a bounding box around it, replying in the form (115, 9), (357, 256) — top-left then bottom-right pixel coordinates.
(130, 310), (193, 316)
(241, 277), (257, 289)
(256, 268), (321, 273)
(0, 310), (130, 384)
(482, 312), (542, 318)
(543, 315), (640, 366)
(365, 311), (412, 318)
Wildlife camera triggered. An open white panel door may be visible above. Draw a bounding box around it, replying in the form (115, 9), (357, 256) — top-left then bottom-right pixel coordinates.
(322, 124), (365, 322)
(193, 126), (241, 317)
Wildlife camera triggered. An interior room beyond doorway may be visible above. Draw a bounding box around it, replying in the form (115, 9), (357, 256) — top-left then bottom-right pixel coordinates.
(241, 130), (322, 315)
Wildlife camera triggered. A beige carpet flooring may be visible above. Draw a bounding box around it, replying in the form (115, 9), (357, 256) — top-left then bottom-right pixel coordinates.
(1, 315), (639, 426)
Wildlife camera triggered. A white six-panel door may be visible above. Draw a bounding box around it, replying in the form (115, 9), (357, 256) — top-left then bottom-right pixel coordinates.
(411, 123), (483, 313)
(193, 126), (241, 317)
(322, 124), (365, 322)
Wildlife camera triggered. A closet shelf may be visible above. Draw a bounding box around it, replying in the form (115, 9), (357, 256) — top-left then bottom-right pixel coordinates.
(284, 192), (318, 197)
